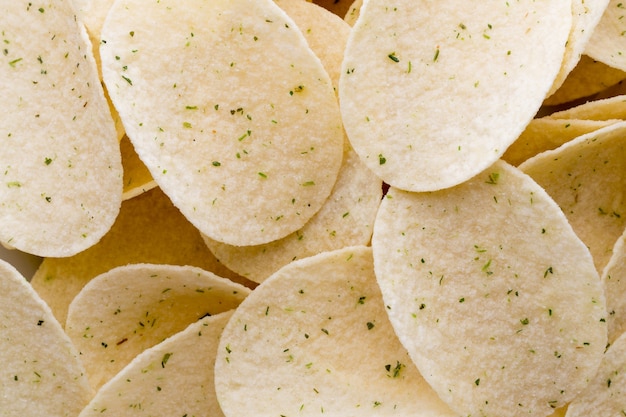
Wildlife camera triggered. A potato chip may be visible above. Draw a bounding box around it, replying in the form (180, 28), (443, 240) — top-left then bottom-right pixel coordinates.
(601, 228), (626, 344)
(215, 246), (457, 416)
(565, 330), (626, 417)
(519, 121), (626, 273)
(66, 263), (249, 391)
(339, 0), (571, 191)
(100, 0), (343, 246)
(30, 187), (253, 326)
(373, 160), (606, 417)
(543, 55), (626, 106)
(548, 93), (626, 120)
(78, 311), (233, 417)
(503, 118), (618, 166)
(0, 259), (92, 416)
(204, 144), (381, 283)
(585, 0), (626, 72)
(0, 0), (122, 257)
(547, 0), (610, 97)
(344, 0), (363, 26)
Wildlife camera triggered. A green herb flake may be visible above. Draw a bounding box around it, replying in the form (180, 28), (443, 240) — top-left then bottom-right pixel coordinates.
(161, 352), (173, 368)
(212, 161), (221, 167)
(258, 172), (267, 179)
(121, 75), (133, 85)
(433, 48), (440, 62)
(486, 172), (499, 184)
(387, 52), (399, 62)
(301, 181), (315, 186)
(366, 322), (375, 330)
(378, 154), (387, 165)
(8, 57), (22, 67)
(182, 121), (192, 129)
(44, 157), (52, 165)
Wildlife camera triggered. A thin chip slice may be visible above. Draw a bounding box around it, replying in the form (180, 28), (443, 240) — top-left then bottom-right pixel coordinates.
(519, 121), (626, 273)
(204, 144), (381, 283)
(565, 330), (626, 417)
(585, 0), (626, 72)
(66, 263), (250, 391)
(373, 160), (607, 417)
(0, 0), (122, 256)
(543, 55), (626, 106)
(78, 311), (233, 417)
(215, 246), (457, 417)
(548, 93), (626, 120)
(503, 118), (618, 166)
(30, 186), (252, 326)
(339, 0), (571, 191)
(547, 0), (610, 96)
(601, 227), (626, 344)
(0, 259), (92, 416)
(101, 0), (343, 246)
(344, 0), (363, 26)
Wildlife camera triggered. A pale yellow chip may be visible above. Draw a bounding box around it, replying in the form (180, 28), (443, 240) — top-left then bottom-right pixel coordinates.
(0, 0), (122, 257)
(601, 228), (626, 344)
(215, 246), (457, 416)
(343, 0), (363, 26)
(66, 263), (249, 391)
(547, 0), (610, 96)
(544, 55), (626, 106)
(101, 0), (343, 246)
(519, 121), (626, 273)
(503, 117), (618, 166)
(373, 160), (606, 417)
(565, 330), (626, 417)
(585, 0), (626, 72)
(340, 0), (571, 191)
(204, 144), (381, 283)
(30, 186), (252, 326)
(0, 259), (92, 416)
(78, 311), (233, 417)
(548, 93), (626, 120)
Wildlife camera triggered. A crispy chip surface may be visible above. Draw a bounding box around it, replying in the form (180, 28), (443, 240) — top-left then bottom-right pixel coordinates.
(0, 259), (92, 417)
(340, 0), (571, 191)
(0, 0), (122, 257)
(65, 263), (249, 391)
(373, 160), (607, 417)
(78, 312), (233, 417)
(215, 246), (457, 416)
(101, 0), (343, 246)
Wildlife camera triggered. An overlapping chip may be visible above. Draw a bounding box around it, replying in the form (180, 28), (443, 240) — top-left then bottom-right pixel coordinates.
(0, 0), (122, 257)
(100, 0), (344, 246)
(372, 160), (607, 417)
(66, 263), (249, 391)
(585, 0), (626, 72)
(340, 0), (572, 191)
(0, 259), (92, 416)
(215, 246), (457, 416)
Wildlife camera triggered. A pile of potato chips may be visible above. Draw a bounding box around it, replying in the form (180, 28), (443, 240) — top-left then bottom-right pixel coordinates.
(2, 0), (626, 415)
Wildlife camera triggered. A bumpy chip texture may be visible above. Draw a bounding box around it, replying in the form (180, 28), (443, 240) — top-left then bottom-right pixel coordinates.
(0, 259), (92, 417)
(340, 0), (571, 191)
(0, 0), (122, 257)
(373, 160), (607, 417)
(101, 0), (343, 246)
(215, 246), (457, 417)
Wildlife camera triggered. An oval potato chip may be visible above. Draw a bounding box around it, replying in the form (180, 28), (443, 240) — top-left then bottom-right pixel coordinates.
(65, 263), (249, 391)
(215, 246), (457, 417)
(77, 311), (233, 417)
(0, 0), (123, 257)
(519, 121), (626, 273)
(0, 259), (92, 416)
(100, 0), (344, 246)
(585, 0), (626, 72)
(339, 0), (571, 191)
(601, 228), (626, 344)
(373, 160), (607, 417)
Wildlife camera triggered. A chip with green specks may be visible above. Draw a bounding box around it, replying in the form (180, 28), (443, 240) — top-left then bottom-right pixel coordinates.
(372, 160), (607, 417)
(564, 330), (626, 417)
(0, 258), (92, 416)
(214, 246), (457, 416)
(100, 0), (344, 246)
(339, 0), (572, 192)
(585, 0), (626, 72)
(65, 263), (250, 391)
(77, 311), (233, 417)
(519, 121), (626, 274)
(0, 0), (123, 257)
(601, 227), (626, 344)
